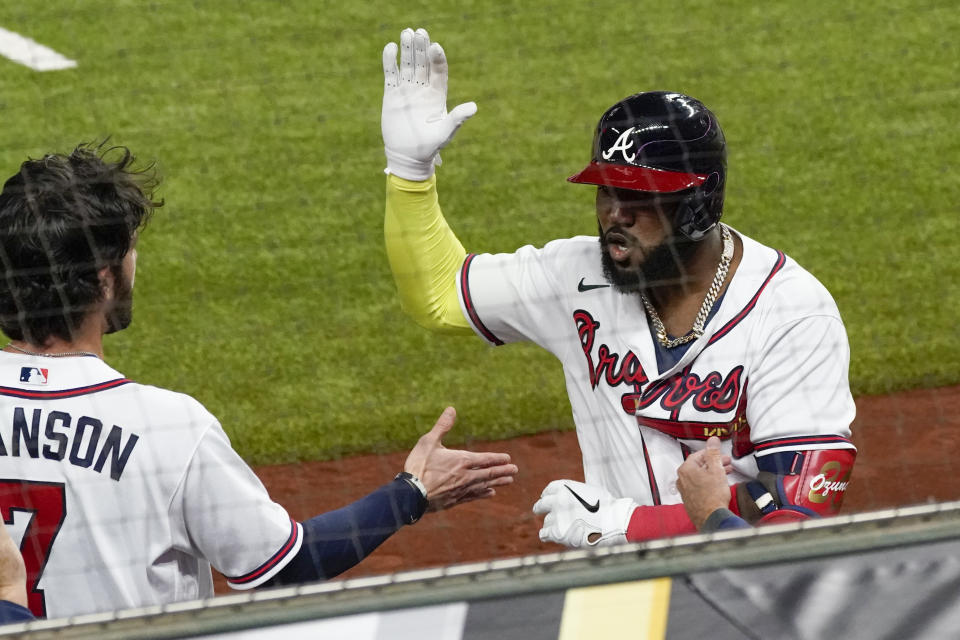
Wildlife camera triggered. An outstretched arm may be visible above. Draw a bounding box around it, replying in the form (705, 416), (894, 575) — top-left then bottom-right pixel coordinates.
(267, 407), (517, 585)
(382, 28), (476, 334)
(534, 438), (854, 546)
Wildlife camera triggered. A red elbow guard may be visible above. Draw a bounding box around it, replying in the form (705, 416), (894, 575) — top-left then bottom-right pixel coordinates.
(777, 447), (855, 516)
(736, 447), (856, 524)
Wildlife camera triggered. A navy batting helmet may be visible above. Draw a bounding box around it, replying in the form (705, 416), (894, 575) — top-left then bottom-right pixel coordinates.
(568, 91), (726, 241)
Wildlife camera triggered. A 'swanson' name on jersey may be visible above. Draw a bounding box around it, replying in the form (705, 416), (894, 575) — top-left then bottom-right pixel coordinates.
(0, 407), (139, 481)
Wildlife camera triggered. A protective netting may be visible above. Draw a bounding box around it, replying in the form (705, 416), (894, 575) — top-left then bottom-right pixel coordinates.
(0, 0), (958, 634)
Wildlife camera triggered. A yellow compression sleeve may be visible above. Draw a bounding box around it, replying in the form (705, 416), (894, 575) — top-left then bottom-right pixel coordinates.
(384, 174), (473, 334)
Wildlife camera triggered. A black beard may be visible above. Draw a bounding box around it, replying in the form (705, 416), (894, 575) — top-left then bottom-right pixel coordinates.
(599, 226), (701, 295)
(105, 265), (133, 334)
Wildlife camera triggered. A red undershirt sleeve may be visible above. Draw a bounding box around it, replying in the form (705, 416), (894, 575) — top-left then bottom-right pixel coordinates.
(625, 504), (698, 541)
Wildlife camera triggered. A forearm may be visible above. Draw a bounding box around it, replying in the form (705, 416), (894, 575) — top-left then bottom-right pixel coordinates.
(618, 448), (856, 542)
(625, 485), (742, 540)
(384, 175), (472, 333)
(701, 508), (750, 532)
(267, 478), (426, 586)
(625, 504), (699, 542)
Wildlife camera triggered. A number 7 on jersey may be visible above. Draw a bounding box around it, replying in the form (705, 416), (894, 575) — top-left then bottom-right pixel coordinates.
(1, 480), (67, 618)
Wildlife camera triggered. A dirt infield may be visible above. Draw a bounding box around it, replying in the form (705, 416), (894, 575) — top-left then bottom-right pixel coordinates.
(214, 384), (960, 592)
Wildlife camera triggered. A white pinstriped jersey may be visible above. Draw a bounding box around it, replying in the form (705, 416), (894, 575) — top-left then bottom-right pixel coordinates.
(0, 353), (300, 619)
(457, 227), (855, 506)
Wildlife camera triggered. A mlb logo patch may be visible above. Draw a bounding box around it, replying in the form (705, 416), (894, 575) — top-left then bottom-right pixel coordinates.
(19, 367), (48, 385)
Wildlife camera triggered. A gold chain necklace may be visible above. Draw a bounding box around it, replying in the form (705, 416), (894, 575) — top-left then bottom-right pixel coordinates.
(641, 224), (734, 349)
(5, 343), (99, 358)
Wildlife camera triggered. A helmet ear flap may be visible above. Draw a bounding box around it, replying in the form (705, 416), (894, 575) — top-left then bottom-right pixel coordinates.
(674, 172), (724, 241)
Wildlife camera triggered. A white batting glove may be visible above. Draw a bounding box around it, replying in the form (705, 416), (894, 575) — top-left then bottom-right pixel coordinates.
(532, 480), (638, 548)
(381, 27), (477, 181)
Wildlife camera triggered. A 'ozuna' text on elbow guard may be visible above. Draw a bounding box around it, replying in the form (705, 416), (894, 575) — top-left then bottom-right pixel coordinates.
(735, 447), (856, 523)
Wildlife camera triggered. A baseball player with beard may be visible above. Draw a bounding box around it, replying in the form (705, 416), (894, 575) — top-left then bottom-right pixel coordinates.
(0, 144), (517, 619)
(381, 28), (856, 547)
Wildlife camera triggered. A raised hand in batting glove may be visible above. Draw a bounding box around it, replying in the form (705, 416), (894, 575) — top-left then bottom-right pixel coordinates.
(533, 480), (638, 548)
(382, 27), (477, 181)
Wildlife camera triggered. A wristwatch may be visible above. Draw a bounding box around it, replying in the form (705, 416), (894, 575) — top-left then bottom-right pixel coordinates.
(395, 471), (429, 521)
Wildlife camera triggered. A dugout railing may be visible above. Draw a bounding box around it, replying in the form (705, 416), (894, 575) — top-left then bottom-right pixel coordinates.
(7, 500), (960, 639)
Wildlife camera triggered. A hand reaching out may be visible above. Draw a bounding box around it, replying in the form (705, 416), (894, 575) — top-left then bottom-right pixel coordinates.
(404, 407), (518, 512)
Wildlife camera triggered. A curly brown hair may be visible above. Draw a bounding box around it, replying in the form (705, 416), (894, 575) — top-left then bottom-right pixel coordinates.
(0, 142), (162, 344)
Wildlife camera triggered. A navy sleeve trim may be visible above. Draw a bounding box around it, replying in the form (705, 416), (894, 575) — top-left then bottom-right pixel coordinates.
(460, 253), (505, 346)
(754, 435), (855, 456)
(226, 518), (302, 588)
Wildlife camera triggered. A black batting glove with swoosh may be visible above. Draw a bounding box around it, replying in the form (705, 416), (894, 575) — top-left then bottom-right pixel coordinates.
(532, 480), (638, 547)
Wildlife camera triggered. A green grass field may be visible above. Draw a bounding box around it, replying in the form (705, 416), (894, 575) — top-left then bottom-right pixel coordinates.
(0, 1), (957, 464)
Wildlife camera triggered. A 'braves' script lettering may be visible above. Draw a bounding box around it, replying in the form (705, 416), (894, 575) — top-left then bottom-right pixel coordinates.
(575, 310), (648, 390)
(637, 366), (743, 414)
(574, 309), (743, 416)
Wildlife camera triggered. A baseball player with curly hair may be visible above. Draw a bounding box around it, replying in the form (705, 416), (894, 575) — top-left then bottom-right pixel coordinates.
(380, 28), (855, 547)
(0, 143), (518, 619)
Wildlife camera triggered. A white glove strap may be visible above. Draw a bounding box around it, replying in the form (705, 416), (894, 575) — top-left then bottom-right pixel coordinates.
(384, 150), (437, 181)
(589, 497), (635, 546)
